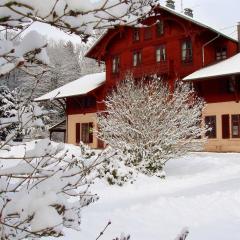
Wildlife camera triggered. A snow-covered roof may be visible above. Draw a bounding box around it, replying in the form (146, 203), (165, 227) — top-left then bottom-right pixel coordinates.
(159, 5), (237, 42)
(183, 53), (240, 81)
(35, 72), (106, 101)
(86, 4), (237, 58)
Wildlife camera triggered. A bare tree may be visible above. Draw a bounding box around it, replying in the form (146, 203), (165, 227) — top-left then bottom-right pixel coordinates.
(97, 75), (207, 176)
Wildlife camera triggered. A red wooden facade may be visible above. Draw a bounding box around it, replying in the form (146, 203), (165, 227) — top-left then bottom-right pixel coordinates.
(85, 5), (238, 105)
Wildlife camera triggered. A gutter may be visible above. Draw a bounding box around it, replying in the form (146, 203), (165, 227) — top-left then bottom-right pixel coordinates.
(202, 34), (220, 67)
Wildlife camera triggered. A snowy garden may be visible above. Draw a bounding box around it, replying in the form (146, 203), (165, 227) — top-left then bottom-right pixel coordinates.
(0, 0), (240, 240)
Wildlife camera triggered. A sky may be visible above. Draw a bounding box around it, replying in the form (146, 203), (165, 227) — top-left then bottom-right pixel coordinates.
(29, 0), (240, 44)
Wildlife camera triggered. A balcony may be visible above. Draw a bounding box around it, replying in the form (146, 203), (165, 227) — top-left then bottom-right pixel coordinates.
(111, 60), (171, 80)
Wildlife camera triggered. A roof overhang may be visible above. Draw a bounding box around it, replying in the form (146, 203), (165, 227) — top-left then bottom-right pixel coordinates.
(35, 72), (106, 102)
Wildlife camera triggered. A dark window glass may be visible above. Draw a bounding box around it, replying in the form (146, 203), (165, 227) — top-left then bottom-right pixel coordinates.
(182, 39), (193, 63)
(81, 122), (93, 144)
(133, 51), (141, 66)
(78, 96), (96, 108)
(156, 45), (166, 62)
(112, 56), (120, 73)
(133, 29), (140, 42)
(216, 47), (227, 61)
(144, 27), (152, 40)
(76, 123), (80, 144)
(205, 116), (216, 138)
(232, 114), (240, 138)
(156, 21), (164, 37)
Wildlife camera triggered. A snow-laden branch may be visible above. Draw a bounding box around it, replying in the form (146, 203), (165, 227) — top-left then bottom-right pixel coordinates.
(0, 139), (121, 239)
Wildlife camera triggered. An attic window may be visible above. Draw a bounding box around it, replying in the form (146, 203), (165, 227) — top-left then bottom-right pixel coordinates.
(133, 29), (140, 42)
(144, 27), (152, 40)
(216, 47), (227, 61)
(156, 21), (164, 37)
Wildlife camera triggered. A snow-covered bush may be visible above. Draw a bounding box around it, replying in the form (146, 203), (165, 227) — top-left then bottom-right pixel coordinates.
(98, 75), (206, 176)
(0, 139), (123, 239)
(78, 143), (136, 186)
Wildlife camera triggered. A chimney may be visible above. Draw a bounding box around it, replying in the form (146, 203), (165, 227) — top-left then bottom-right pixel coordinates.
(184, 8), (193, 18)
(166, 0), (175, 10)
(238, 22), (240, 52)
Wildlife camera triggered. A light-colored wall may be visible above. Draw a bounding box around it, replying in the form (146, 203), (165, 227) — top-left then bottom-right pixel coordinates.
(203, 101), (240, 152)
(67, 101), (240, 152)
(67, 113), (98, 148)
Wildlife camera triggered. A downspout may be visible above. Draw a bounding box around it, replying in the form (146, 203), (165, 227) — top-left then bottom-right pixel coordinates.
(202, 34), (220, 67)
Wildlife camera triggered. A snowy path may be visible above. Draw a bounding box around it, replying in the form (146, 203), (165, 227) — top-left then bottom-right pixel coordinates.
(56, 152), (240, 240)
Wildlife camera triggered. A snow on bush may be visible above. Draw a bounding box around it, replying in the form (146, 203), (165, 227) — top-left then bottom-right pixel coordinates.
(98, 75), (207, 176)
(0, 139), (123, 239)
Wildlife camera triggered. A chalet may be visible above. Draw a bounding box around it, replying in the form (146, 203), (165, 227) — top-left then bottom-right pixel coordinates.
(35, 1), (239, 151)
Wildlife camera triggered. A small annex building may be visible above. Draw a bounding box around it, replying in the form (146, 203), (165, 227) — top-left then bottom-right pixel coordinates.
(184, 53), (240, 152)
(35, 72), (106, 148)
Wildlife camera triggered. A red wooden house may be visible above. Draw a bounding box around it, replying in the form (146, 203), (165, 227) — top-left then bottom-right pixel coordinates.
(36, 1), (239, 151)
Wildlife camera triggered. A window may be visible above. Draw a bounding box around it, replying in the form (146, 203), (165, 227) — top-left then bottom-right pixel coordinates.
(144, 27), (152, 40)
(112, 56), (120, 73)
(156, 21), (164, 37)
(156, 45), (166, 62)
(232, 114), (240, 138)
(205, 116), (216, 138)
(133, 29), (140, 42)
(222, 114), (230, 139)
(182, 39), (193, 63)
(216, 47), (227, 61)
(76, 122), (93, 144)
(133, 51), (141, 66)
(78, 96), (96, 108)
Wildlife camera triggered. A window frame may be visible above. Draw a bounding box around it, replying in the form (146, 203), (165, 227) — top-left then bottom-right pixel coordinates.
(231, 114), (240, 138)
(112, 55), (120, 74)
(144, 26), (152, 40)
(133, 51), (142, 67)
(156, 21), (164, 37)
(216, 46), (227, 61)
(76, 122), (94, 144)
(133, 28), (140, 42)
(205, 115), (217, 139)
(181, 39), (193, 64)
(156, 45), (166, 62)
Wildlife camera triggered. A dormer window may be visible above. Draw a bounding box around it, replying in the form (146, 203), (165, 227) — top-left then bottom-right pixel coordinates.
(156, 45), (166, 62)
(133, 29), (140, 42)
(216, 47), (227, 61)
(156, 21), (164, 37)
(144, 27), (152, 40)
(112, 56), (120, 73)
(133, 51), (141, 67)
(182, 39), (193, 63)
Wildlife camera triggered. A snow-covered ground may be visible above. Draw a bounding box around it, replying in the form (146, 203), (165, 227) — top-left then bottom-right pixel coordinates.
(60, 152), (240, 240)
